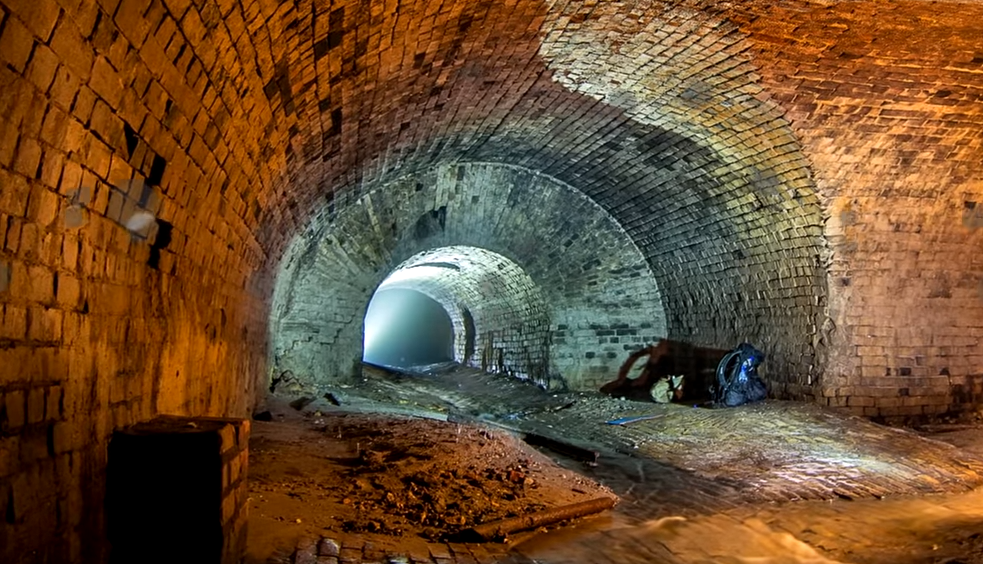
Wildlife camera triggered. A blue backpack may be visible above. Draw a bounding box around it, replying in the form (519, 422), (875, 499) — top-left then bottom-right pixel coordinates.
(713, 343), (767, 407)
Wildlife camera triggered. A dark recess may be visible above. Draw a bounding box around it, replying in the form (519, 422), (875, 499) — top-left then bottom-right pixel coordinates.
(413, 206), (448, 240)
(107, 421), (223, 564)
(147, 155), (167, 187)
(123, 123), (139, 158)
(147, 220), (174, 270)
(462, 307), (476, 365)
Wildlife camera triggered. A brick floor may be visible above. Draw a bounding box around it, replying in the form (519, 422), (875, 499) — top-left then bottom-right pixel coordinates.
(350, 366), (983, 506)
(265, 365), (983, 563)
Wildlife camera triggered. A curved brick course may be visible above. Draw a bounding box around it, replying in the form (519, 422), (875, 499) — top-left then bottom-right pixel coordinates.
(369, 247), (553, 385)
(271, 164), (666, 391)
(728, 1), (983, 417)
(0, 0), (980, 561)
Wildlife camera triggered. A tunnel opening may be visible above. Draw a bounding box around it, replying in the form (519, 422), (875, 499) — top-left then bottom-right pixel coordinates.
(358, 245), (554, 386)
(271, 162), (668, 393)
(5, 0), (983, 561)
(362, 288), (455, 370)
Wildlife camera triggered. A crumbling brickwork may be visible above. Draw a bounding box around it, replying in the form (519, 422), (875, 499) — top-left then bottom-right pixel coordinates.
(0, 0), (270, 560)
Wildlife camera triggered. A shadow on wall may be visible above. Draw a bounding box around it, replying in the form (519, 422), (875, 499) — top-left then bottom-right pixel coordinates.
(599, 340), (730, 403)
(363, 288), (454, 368)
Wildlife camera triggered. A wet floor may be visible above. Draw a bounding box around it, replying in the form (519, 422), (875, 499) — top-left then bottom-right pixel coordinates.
(512, 480), (983, 564)
(257, 364), (983, 564)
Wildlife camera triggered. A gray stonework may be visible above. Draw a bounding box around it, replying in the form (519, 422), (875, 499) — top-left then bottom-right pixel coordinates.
(377, 247), (551, 384)
(271, 163), (667, 391)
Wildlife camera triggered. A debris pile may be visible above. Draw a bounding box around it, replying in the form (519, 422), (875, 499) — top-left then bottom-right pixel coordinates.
(331, 416), (610, 540)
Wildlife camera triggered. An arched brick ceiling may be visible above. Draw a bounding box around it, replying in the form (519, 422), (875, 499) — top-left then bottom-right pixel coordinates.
(247, 0), (828, 393)
(270, 162), (665, 391)
(3, 0), (983, 561)
(1, 0), (977, 415)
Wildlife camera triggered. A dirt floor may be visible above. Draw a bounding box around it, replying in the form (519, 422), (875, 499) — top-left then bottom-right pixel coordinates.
(245, 399), (614, 563)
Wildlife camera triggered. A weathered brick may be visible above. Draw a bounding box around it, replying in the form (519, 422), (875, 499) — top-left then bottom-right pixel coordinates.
(273, 163), (667, 392)
(45, 385), (62, 420)
(89, 56), (124, 107)
(114, 0), (152, 49)
(26, 388), (45, 424)
(49, 20), (94, 80)
(0, 16), (34, 72)
(0, 436), (18, 478)
(4, 390), (26, 429)
(3, 0), (60, 41)
(12, 137), (41, 178)
(26, 43), (58, 92)
(0, 1), (982, 562)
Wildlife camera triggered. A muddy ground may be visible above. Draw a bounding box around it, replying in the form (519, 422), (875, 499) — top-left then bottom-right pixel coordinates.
(245, 400), (615, 563)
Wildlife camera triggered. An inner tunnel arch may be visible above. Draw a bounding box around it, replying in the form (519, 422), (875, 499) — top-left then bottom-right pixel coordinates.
(256, 0), (830, 401)
(364, 246), (552, 379)
(270, 162), (668, 392)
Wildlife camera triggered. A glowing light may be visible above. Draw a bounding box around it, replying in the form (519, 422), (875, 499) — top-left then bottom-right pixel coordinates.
(362, 288), (454, 368)
(379, 266), (454, 287)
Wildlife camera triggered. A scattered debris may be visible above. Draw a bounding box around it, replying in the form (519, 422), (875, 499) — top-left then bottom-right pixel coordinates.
(605, 414), (664, 426)
(248, 409), (614, 546)
(713, 343), (767, 407)
(547, 400), (576, 413)
(651, 375), (685, 403)
(270, 370), (305, 394)
(324, 392), (342, 406)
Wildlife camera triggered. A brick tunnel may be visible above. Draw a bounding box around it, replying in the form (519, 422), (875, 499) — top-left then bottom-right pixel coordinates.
(1, 0), (983, 562)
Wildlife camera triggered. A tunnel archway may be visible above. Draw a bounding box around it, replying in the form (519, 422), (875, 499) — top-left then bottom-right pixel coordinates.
(270, 163), (667, 392)
(6, 0), (983, 560)
(364, 246), (552, 381)
(263, 0), (833, 400)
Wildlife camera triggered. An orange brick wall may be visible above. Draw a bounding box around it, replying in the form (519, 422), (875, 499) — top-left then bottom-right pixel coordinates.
(0, 0), (271, 559)
(730, 0), (983, 419)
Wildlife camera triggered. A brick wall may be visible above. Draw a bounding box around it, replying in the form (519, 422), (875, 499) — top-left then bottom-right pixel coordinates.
(728, 0), (983, 419)
(380, 247), (552, 384)
(105, 416), (248, 564)
(0, 0), (271, 560)
(271, 163), (666, 391)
